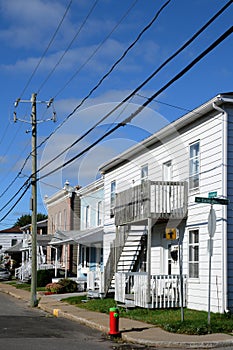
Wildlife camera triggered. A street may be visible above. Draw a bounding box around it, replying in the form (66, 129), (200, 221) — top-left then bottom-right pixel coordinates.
(0, 292), (118, 350)
(1, 292), (233, 350)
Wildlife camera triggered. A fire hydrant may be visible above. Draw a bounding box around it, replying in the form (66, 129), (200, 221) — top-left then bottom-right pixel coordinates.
(109, 307), (121, 337)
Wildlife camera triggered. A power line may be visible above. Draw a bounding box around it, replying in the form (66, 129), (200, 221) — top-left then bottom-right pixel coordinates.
(1, 24), (232, 224)
(0, 0), (230, 200)
(37, 0), (99, 94)
(0, 183), (31, 223)
(36, 0), (171, 153)
(1, 2), (232, 220)
(18, 0), (72, 99)
(0, 0), (141, 198)
(38, 26), (233, 181)
(36, 0), (232, 176)
(53, 0), (140, 99)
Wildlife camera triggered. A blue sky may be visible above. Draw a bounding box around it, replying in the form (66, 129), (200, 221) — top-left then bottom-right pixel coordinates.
(0, 0), (232, 229)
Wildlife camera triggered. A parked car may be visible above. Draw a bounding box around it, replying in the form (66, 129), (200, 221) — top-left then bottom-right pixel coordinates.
(0, 267), (11, 281)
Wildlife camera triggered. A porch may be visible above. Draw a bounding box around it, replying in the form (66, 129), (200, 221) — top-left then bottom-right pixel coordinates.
(115, 180), (188, 226)
(115, 272), (187, 309)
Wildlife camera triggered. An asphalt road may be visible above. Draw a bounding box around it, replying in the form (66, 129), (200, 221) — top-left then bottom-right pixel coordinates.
(2, 292), (233, 350)
(0, 292), (121, 350)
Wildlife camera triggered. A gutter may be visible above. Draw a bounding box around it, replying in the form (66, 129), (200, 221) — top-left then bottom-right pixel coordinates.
(212, 98), (233, 313)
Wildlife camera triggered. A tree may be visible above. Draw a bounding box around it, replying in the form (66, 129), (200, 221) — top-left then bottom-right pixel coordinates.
(14, 213), (48, 228)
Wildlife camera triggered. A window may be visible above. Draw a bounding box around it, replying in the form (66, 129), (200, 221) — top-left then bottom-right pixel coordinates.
(58, 211), (62, 230)
(189, 229), (199, 278)
(110, 180), (116, 218)
(11, 239), (17, 246)
(64, 209), (67, 231)
(141, 164), (148, 183)
(81, 246), (90, 268)
(85, 205), (90, 228)
(189, 141), (200, 190)
(97, 201), (102, 226)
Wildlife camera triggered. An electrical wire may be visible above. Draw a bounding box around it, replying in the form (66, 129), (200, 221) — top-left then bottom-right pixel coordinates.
(1, 0), (230, 200)
(53, 0), (140, 99)
(0, 0), (141, 199)
(36, 0), (232, 175)
(37, 0), (99, 94)
(36, 0), (171, 154)
(0, 183), (31, 223)
(38, 26), (233, 182)
(18, 0), (73, 100)
(1, 3), (232, 221)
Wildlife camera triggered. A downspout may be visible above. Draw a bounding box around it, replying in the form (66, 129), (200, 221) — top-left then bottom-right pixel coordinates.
(212, 102), (228, 313)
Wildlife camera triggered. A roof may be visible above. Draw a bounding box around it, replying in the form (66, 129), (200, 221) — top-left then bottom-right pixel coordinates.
(99, 92), (233, 174)
(20, 219), (48, 231)
(49, 227), (104, 247)
(5, 241), (23, 253)
(0, 226), (22, 234)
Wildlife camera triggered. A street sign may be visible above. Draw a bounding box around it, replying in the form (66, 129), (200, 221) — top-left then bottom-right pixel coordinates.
(165, 228), (177, 240)
(208, 191), (217, 198)
(195, 197), (229, 205)
(208, 207), (216, 237)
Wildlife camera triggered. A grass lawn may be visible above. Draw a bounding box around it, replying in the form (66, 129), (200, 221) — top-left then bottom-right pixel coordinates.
(62, 295), (233, 336)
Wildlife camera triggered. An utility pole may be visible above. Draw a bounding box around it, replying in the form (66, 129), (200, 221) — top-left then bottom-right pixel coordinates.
(14, 93), (56, 307)
(31, 93), (38, 307)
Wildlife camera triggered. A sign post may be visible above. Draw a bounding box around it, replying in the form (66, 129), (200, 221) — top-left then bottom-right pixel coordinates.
(207, 205), (216, 325)
(195, 196), (229, 325)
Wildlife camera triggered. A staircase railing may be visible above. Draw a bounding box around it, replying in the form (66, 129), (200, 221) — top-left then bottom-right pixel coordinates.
(104, 227), (130, 296)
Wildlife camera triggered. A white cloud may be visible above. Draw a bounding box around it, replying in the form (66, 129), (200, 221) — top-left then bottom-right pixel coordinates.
(0, 0), (71, 49)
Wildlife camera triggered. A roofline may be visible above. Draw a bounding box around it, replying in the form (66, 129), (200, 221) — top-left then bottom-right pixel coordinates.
(99, 93), (233, 174)
(76, 178), (103, 197)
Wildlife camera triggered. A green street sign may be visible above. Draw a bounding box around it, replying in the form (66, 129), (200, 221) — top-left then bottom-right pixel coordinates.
(195, 197), (229, 205)
(208, 191), (217, 198)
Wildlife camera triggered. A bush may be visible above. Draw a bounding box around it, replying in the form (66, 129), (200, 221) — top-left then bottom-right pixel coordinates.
(37, 269), (54, 287)
(58, 278), (78, 293)
(45, 282), (64, 294)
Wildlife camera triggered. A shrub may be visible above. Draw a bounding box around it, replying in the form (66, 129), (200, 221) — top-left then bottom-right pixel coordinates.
(58, 278), (78, 293)
(45, 282), (64, 294)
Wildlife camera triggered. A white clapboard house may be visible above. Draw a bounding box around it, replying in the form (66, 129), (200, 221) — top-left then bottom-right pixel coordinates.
(99, 92), (233, 313)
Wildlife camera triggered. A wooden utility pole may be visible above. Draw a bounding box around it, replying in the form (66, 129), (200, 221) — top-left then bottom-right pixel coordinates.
(30, 92), (38, 307)
(14, 93), (56, 307)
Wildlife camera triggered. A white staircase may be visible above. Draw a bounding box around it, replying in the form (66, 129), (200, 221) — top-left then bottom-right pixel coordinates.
(117, 227), (146, 273)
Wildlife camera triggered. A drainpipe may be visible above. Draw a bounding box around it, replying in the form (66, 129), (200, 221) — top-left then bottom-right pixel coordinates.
(212, 101), (228, 313)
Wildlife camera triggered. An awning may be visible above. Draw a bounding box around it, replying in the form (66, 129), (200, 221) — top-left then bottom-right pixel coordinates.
(49, 227), (104, 247)
(5, 241), (23, 253)
(48, 231), (73, 246)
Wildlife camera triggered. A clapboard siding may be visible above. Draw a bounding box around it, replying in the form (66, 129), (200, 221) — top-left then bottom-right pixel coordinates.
(101, 96), (233, 312)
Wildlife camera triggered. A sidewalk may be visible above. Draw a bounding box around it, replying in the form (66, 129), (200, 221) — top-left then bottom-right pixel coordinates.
(0, 282), (233, 348)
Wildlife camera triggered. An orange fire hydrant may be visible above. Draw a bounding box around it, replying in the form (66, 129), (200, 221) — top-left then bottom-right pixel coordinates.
(109, 307), (121, 337)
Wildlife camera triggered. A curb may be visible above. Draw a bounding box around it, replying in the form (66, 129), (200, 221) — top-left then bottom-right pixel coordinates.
(1, 285), (233, 349)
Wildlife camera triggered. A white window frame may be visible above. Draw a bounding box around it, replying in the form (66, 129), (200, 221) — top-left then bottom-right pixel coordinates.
(189, 141), (200, 190)
(188, 229), (199, 278)
(141, 164), (148, 183)
(85, 205), (90, 229)
(110, 180), (116, 218)
(97, 201), (102, 226)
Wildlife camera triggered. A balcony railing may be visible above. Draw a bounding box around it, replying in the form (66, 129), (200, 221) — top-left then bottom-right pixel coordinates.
(115, 180), (188, 226)
(115, 272), (187, 309)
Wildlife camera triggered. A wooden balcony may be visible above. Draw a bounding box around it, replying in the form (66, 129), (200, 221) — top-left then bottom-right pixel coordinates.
(115, 180), (188, 226)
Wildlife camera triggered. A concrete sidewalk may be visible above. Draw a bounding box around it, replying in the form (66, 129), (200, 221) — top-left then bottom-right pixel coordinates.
(0, 282), (233, 348)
